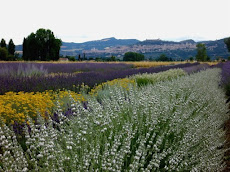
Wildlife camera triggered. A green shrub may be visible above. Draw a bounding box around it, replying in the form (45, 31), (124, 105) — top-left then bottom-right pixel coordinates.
(131, 69), (186, 86)
(0, 47), (8, 60)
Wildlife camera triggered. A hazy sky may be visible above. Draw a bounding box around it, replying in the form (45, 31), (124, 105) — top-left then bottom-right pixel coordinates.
(1, 0), (230, 44)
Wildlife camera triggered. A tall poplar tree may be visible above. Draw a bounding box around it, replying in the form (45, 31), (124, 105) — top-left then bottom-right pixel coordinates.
(8, 39), (15, 55)
(0, 39), (6, 48)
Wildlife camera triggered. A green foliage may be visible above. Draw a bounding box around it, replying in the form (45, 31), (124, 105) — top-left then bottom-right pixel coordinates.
(8, 39), (15, 55)
(134, 78), (149, 86)
(0, 47), (8, 60)
(95, 57), (102, 61)
(156, 54), (172, 61)
(7, 54), (15, 61)
(189, 57), (194, 61)
(0, 39), (6, 48)
(224, 37), (230, 52)
(22, 28), (62, 61)
(123, 52), (144, 61)
(131, 69), (186, 86)
(67, 56), (76, 61)
(196, 43), (207, 61)
(78, 54), (81, 61)
(110, 55), (116, 61)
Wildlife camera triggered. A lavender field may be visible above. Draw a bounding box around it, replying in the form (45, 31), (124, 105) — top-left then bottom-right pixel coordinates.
(0, 62), (199, 94)
(0, 61), (230, 171)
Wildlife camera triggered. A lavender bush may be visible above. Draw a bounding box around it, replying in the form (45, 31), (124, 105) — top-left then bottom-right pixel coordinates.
(221, 61), (230, 96)
(0, 62), (199, 94)
(0, 63), (48, 78)
(182, 63), (210, 74)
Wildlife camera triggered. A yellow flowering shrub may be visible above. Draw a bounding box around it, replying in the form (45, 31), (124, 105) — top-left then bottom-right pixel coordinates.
(0, 90), (85, 125)
(200, 62), (219, 66)
(90, 78), (136, 96)
(124, 61), (186, 68)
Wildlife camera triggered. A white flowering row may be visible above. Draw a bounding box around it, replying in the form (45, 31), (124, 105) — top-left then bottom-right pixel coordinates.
(0, 68), (228, 171)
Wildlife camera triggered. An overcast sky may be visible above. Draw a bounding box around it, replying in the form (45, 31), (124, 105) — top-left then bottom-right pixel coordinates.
(1, 0), (230, 44)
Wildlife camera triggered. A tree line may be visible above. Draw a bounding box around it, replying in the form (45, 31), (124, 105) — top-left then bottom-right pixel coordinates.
(23, 29), (62, 61)
(0, 28), (62, 61)
(0, 39), (16, 60)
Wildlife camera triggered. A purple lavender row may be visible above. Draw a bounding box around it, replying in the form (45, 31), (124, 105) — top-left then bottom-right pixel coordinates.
(221, 61), (230, 97)
(0, 63), (199, 94)
(182, 64), (210, 74)
(0, 62), (134, 74)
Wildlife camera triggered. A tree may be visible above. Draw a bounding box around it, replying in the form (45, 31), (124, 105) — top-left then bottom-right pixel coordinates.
(224, 37), (230, 52)
(123, 52), (144, 61)
(195, 43), (207, 61)
(156, 54), (171, 61)
(95, 57), (102, 61)
(22, 28), (62, 61)
(8, 39), (15, 55)
(22, 38), (28, 60)
(110, 55), (116, 61)
(0, 39), (6, 48)
(189, 57), (194, 61)
(0, 47), (8, 60)
(67, 56), (76, 61)
(78, 54), (81, 61)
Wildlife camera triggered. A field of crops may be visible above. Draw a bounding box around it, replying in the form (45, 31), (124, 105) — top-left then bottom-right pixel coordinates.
(0, 61), (230, 171)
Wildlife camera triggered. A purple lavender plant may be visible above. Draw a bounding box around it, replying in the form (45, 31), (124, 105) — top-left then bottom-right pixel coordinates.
(182, 64), (210, 74)
(221, 61), (230, 96)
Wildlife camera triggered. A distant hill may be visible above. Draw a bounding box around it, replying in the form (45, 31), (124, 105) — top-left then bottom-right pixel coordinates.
(16, 37), (230, 60)
(133, 38), (229, 60)
(61, 37), (139, 51)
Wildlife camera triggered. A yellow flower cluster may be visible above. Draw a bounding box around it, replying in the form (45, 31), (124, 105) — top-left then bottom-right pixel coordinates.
(200, 62), (219, 66)
(124, 61), (186, 68)
(0, 90), (85, 125)
(90, 78), (136, 96)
